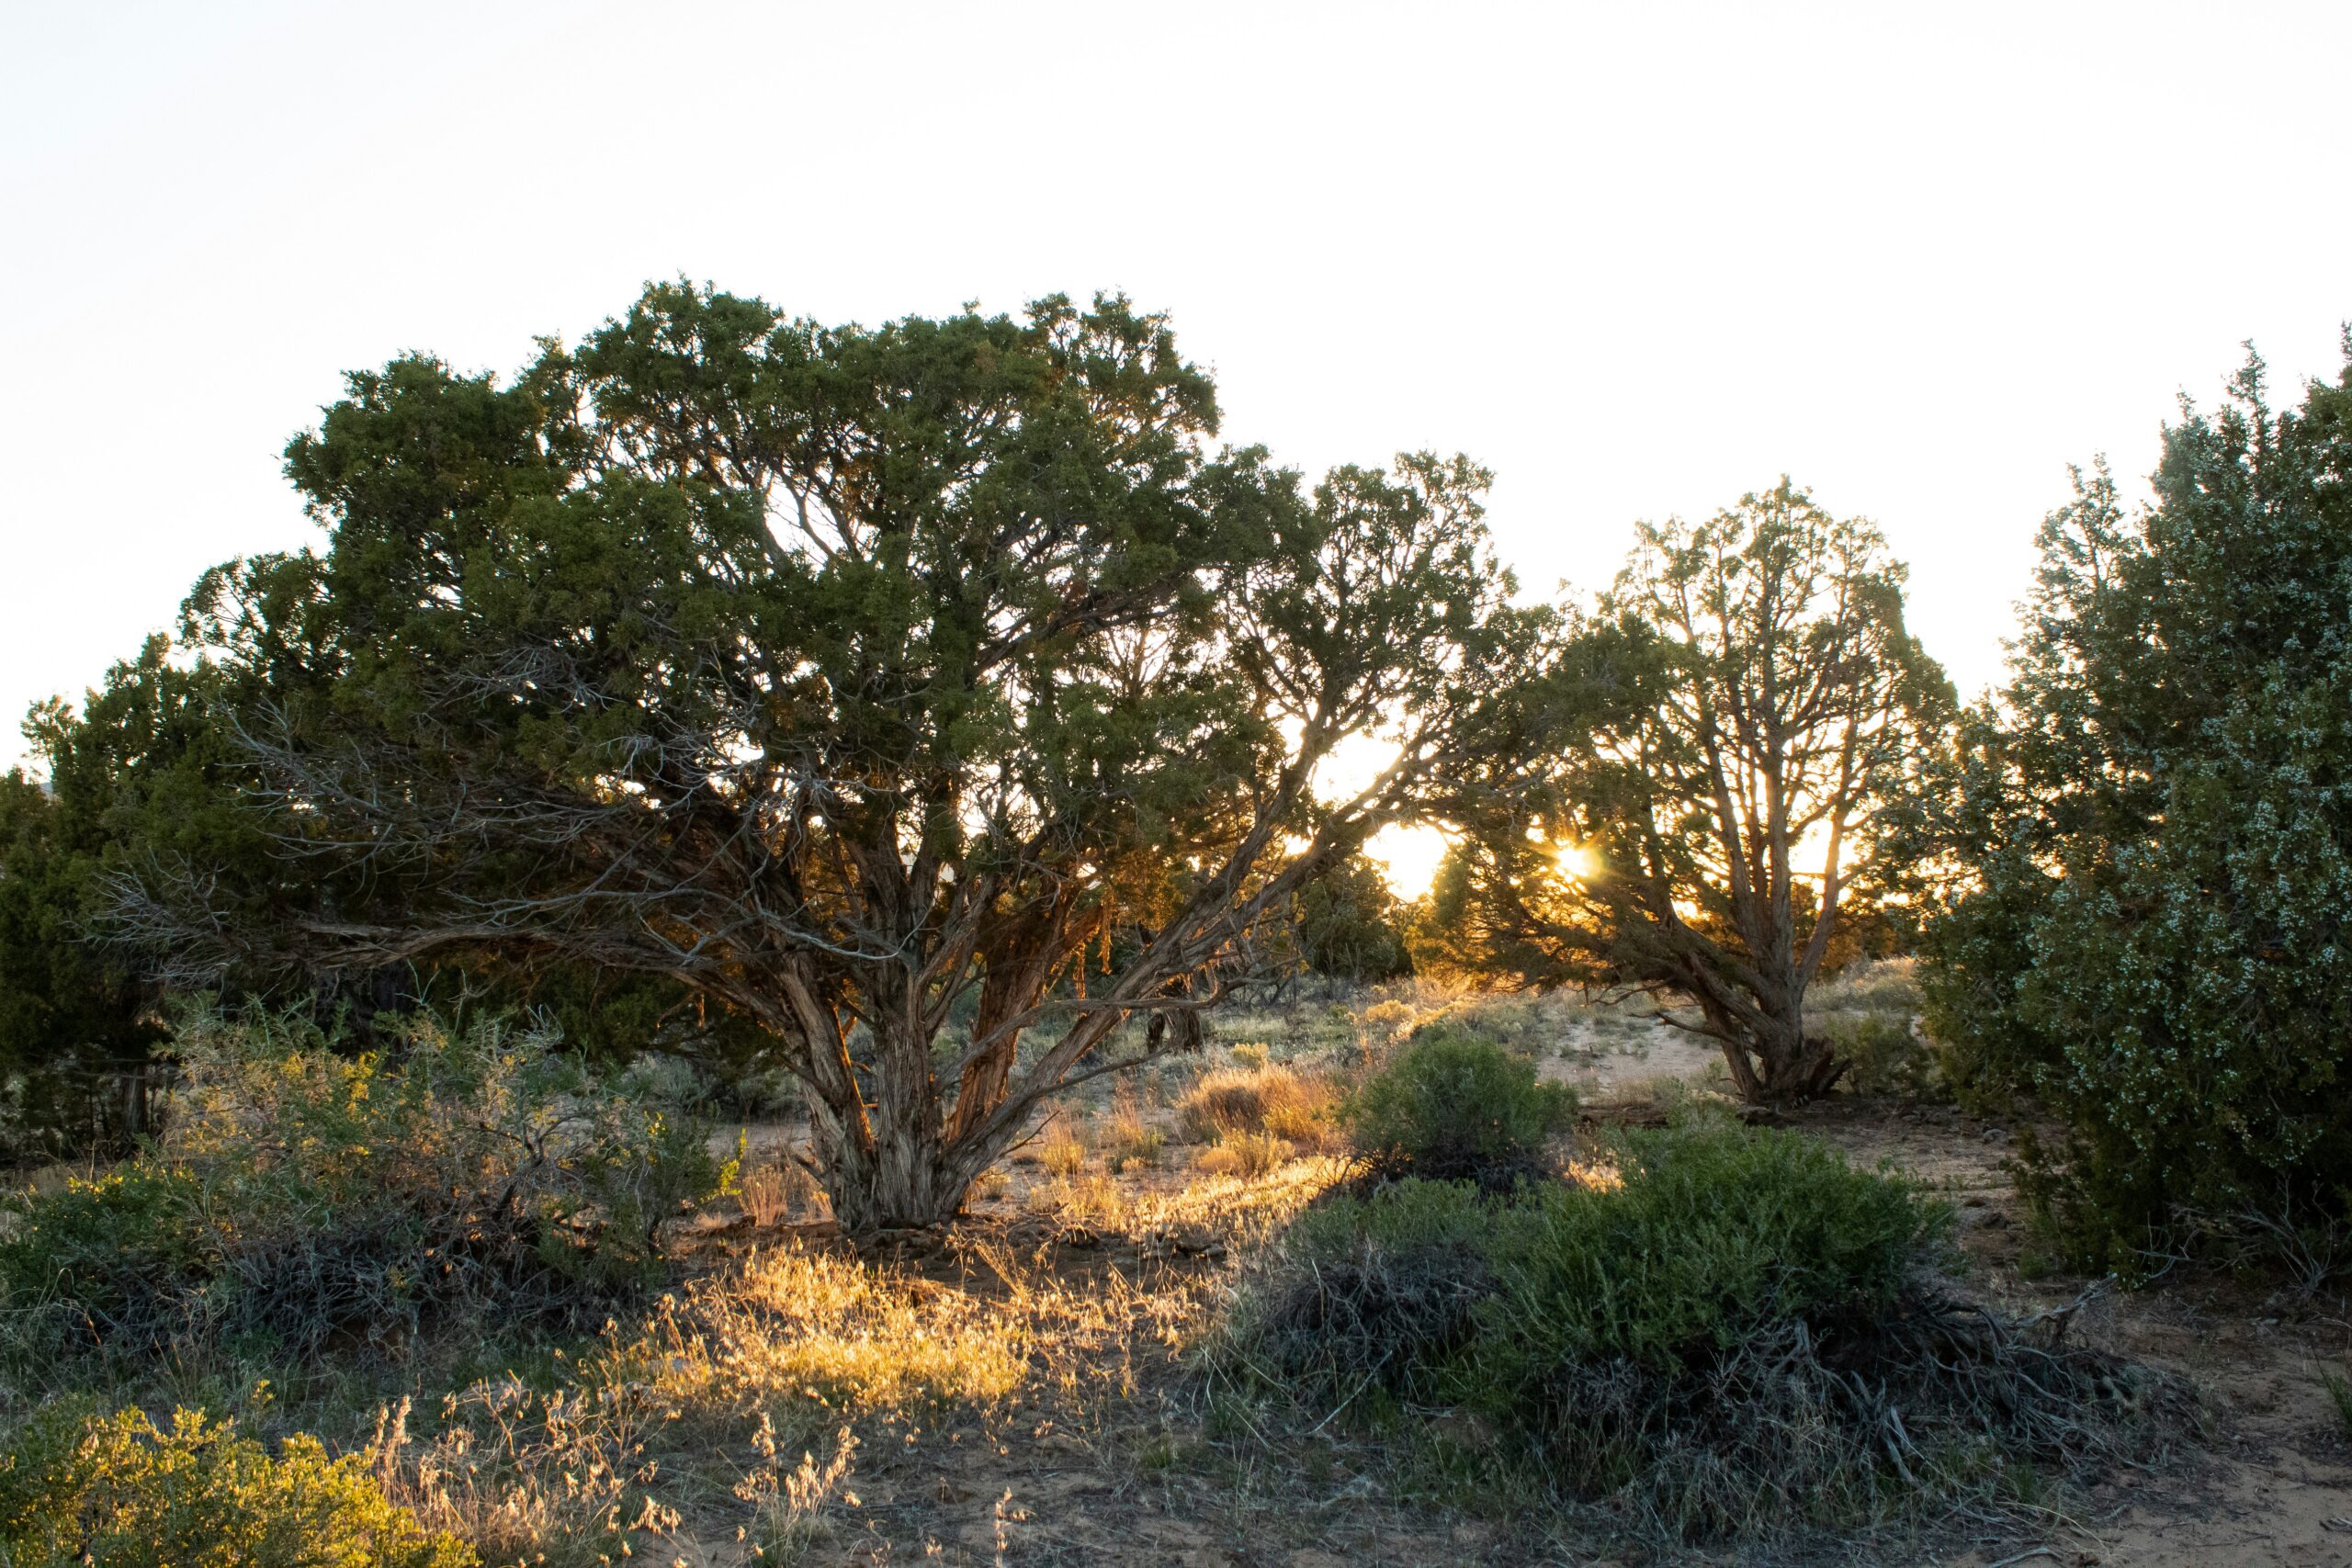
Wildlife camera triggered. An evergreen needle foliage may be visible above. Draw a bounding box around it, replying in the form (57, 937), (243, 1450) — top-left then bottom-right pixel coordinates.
(1917, 341), (2352, 1280)
(1222, 1122), (2179, 1548)
(1430, 479), (1952, 1102)
(85, 282), (1535, 1231)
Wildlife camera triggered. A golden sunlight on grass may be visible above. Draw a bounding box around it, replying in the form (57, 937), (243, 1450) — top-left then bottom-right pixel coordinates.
(367, 1152), (1347, 1563)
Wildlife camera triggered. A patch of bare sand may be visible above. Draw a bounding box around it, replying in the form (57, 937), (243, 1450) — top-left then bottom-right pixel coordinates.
(1541, 1012), (1724, 1096)
(1786, 1099), (2352, 1568)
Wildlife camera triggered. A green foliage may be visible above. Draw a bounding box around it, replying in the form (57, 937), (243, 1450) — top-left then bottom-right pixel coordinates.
(1805, 959), (1943, 1099)
(1291, 852), (1413, 983)
(3, 627), (752, 1160)
(0, 1009), (727, 1367)
(1228, 1124), (2169, 1543)
(1292, 1125), (1934, 1377)
(0, 1166), (211, 1348)
(1917, 343), (2352, 1277)
(1814, 1010), (1937, 1098)
(99, 280), (1534, 1231)
(1340, 1024), (1575, 1183)
(2322, 1367), (2352, 1442)
(1438, 479), (1951, 1102)
(0, 669), (188, 1158)
(0, 1401), (471, 1567)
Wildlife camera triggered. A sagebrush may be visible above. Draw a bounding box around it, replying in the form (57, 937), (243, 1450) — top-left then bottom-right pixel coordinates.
(0, 1008), (727, 1369)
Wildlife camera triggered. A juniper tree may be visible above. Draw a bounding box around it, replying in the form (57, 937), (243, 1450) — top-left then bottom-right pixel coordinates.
(1436, 480), (1951, 1101)
(1918, 344), (2352, 1276)
(114, 283), (1532, 1231)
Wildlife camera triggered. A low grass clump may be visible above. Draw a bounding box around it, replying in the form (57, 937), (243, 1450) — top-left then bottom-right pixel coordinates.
(1805, 957), (1946, 1099)
(1175, 1059), (1340, 1149)
(1095, 1089), (1169, 1172)
(1218, 1118), (2184, 1548)
(0, 1402), (471, 1568)
(2324, 1365), (2352, 1442)
(1193, 1130), (1289, 1179)
(0, 1009), (729, 1372)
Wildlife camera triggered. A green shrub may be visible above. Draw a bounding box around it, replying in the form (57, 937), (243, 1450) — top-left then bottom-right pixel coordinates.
(1340, 1024), (1575, 1184)
(1917, 352), (2352, 1279)
(0, 1008), (729, 1365)
(1802, 959), (1945, 1099)
(0, 1167), (212, 1348)
(1817, 1011), (1939, 1098)
(1227, 1122), (2176, 1543)
(0, 1402), (472, 1567)
(1287, 1124), (1933, 1378)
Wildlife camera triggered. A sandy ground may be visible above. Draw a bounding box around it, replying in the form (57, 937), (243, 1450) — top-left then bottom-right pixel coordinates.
(1787, 1098), (2352, 1568)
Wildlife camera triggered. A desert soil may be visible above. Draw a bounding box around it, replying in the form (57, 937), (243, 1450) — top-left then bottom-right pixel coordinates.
(704, 1026), (2351, 1566)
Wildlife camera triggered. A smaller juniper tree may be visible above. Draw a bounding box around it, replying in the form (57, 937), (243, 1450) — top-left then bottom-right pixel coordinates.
(1436, 479), (1951, 1101)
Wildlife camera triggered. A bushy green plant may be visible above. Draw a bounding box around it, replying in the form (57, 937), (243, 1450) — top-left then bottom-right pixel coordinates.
(1340, 1024), (1575, 1183)
(0, 1402), (472, 1567)
(1812, 1010), (1944, 1100)
(1288, 1124), (1933, 1377)
(1917, 346), (2352, 1278)
(1292, 851), (1415, 983)
(0, 1008), (729, 1365)
(1228, 1122), (2172, 1543)
(0, 1167), (211, 1351)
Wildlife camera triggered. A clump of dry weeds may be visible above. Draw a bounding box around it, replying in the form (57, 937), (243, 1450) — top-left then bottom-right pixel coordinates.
(1176, 1062), (1340, 1150)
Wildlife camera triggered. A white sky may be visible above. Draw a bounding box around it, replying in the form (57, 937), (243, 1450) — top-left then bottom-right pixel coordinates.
(6, 2), (2351, 886)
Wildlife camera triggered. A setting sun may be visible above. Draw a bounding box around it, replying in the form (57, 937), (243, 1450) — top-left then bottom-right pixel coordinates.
(1555, 842), (1600, 883)
(1365, 822), (1450, 902)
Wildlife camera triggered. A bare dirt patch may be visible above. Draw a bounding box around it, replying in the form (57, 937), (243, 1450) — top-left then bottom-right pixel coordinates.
(1782, 1097), (2352, 1568)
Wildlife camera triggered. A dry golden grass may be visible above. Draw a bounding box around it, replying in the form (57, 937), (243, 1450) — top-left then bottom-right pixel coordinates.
(739, 1161), (820, 1228)
(1038, 1125), (1089, 1179)
(1174, 1062), (1340, 1150)
(1193, 1130), (1288, 1179)
(1096, 1086), (1168, 1172)
(364, 1156), (1343, 1563)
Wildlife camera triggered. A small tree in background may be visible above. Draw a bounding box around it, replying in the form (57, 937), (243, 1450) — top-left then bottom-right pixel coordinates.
(1919, 344), (2352, 1279)
(108, 283), (1534, 1232)
(1438, 479), (1951, 1101)
(0, 643), (235, 1156)
(1292, 849), (1414, 986)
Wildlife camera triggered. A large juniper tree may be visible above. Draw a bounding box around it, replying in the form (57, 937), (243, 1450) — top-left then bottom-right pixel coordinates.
(1433, 480), (1950, 1100)
(116, 283), (1529, 1231)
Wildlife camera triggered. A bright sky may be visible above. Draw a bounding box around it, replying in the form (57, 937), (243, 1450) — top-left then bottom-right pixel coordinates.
(6, 3), (2350, 898)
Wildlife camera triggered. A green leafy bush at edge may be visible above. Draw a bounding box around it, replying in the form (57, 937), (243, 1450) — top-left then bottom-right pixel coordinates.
(0, 1401), (473, 1568)
(0, 1007), (731, 1365)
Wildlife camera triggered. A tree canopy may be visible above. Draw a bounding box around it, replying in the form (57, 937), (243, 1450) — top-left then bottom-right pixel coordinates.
(108, 282), (1533, 1230)
(1919, 344), (2352, 1275)
(1432, 479), (1951, 1100)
